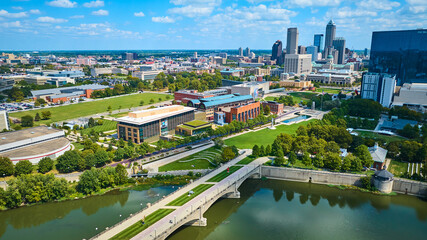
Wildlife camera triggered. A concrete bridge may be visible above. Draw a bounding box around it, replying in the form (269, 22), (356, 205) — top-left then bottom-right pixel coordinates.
(91, 152), (268, 240)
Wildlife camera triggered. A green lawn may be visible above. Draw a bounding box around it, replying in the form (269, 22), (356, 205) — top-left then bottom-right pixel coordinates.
(166, 184), (214, 206)
(355, 130), (405, 144)
(110, 208), (175, 240)
(264, 96), (276, 101)
(224, 120), (314, 149)
(207, 166), (242, 182)
(159, 147), (222, 172)
(81, 119), (117, 135)
(289, 92), (317, 103)
(10, 93), (167, 125)
(237, 156), (257, 165)
(314, 88), (348, 94)
(388, 160), (408, 177)
(72, 142), (84, 151)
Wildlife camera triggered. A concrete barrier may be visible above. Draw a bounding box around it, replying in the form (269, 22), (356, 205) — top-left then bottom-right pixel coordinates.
(392, 178), (427, 196)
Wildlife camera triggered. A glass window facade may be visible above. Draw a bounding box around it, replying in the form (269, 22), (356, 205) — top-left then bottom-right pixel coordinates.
(369, 29), (427, 85)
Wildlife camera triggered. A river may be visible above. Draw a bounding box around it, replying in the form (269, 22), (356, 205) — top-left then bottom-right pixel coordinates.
(0, 180), (426, 240)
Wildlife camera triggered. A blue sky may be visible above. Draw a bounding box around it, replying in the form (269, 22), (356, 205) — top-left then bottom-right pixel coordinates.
(0, 0), (425, 50)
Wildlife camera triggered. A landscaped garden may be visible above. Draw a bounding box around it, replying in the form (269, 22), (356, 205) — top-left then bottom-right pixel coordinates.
(81, 119), (117, 134)
(354, 130), (406, 144)
(224, 120), (314, 149)
(166, 184), (214, 206)
(158, 147), (222, 172)
(110, 208), (175, 240)
(237, 156), (257, 165)
(10, 93), (167, 126)
(288, 92), (317, 103)
(207, 166), (242, 182)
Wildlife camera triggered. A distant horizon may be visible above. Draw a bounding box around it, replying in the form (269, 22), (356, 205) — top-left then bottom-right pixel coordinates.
(0, 48), (369, 52)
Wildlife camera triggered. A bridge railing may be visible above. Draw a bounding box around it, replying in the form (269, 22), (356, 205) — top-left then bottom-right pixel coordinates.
(139, 165), (260, 240)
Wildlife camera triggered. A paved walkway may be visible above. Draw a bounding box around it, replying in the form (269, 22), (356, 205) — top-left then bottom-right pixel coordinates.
(91, 150), (256, 240)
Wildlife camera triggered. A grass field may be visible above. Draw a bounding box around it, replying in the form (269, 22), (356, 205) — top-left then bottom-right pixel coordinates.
(314, 88), (348, 94)
(110, 208), (175, 240)
(72, 142), (84, 151)
(264, 96), (276, 101)
(388, 160), (408, 177)
(237, 156), (257, 165)
(224, 120), (314, 149)
(9, 93), (167, 126)
(159, 147), (222, 172)
(207, 166), (242, 182)
(355, 130), (405, 144)
(288, 92), (317, 103)
(166, 184), (214, 206)
(81, 119), (117, 134)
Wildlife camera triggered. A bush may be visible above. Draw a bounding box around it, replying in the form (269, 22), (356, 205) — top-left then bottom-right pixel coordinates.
(37, 157), (54, 174)
(360, 176), (375, 191)
(14, 160), (33, 176)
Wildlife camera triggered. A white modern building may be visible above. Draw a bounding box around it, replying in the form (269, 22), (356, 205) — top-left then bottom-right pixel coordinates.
(283, 54), (312, 74)
(132, 70), (163, 82)
(0, 111), (10, 131)
(361, 73), (396, 108)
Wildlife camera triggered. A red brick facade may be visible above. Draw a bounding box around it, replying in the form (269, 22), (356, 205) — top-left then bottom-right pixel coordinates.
(225, 102), (260, 123)
(262, 101), (284, 115)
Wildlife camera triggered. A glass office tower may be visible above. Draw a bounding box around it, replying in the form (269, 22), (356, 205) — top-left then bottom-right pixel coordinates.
(314, 34), (324, 53)
(369, 29), (427, 85)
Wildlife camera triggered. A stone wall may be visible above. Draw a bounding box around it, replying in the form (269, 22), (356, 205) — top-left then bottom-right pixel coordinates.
(261, 166), (427, 197)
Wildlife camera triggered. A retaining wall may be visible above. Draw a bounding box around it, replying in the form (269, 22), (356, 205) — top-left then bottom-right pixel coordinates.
(261, 166), (427, 197)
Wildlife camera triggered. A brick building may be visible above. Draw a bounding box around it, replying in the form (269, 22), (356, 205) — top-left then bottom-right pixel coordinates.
(262, 101), (284, 115)
(224, 102), (261, 123)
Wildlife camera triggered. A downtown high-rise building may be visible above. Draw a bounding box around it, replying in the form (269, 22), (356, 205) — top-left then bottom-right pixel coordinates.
(361, 73), (396, 108)
(271, 40), (283, 64)
(314, 34), (324, 53)
(244, 47), (251, 57)
(286, 28), (298, 55)
(332, 37), (346, 64)
(369, 29), (427, 85)
(306, 46), (318, 61)
(238, 47), (243, 56)
(298, 45), (306, 54)
(324, 20), (336, 57)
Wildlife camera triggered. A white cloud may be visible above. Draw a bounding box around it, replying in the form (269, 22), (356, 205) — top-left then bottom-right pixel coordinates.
(92, 9), (109, 16)
(286, 0), (342, 8)
(12, 7), (23, 10)
(0, 21), (22, 28)
(152, 16), (175, 23)
(36, 16), (68, 23)
(327, 6), (377, 18)
(29, 9), (41, 14)
(0, 10), (28, 18)
(134, 12), (145, 17)
(70, 15), (84, 19)
(357, 0), (400, 11)
(83, 1), (104, 8)
(169, 0), (221, 17)
(46, 0), (77, 8)
(406, 0), (427, 13)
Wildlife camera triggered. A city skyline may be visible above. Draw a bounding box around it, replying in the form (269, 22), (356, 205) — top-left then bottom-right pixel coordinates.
(0, 0), (426, 50)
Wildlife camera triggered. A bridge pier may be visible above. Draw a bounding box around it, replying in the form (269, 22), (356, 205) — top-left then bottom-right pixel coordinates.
(185, 217), (207, 227)
(223, 191), (240, 198)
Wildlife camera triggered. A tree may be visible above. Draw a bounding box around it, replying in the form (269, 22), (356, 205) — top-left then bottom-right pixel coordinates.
(260, 145), (265, 156)
(313, 154), (324, 168)
(341, 154), (353, 172)
(302, 152), (312, 167)
(324, 152), (342, 170)
(115, 164), (128, 185)
(398, 124), (420, 139)
(264, 105), (271, 115)
(222, 147), (236, 162)
(350, 156), (363, 172)
(14, 160), (33, 176)
(21, 115), (34, 127)
(139, 100), (144, 106)
(77, 168), (100, 195)
(37, 157), (53, 174)
(252, 145), (260, 157)
(56, 150), (83, 173)
(107, 105), (112, 114)
(265, 145), (271, 156)
(0, 157), (14, 177)
(354, 145), (373, 167)
(288, 152), (297, 167)
(275, 149), (285, 166)
(88, 117), (96, 128)
(95, 149), (110, 167)
(149, 98), (155, 104)
(213, 138), (224, 148)
(41, 111), (51, 120)
(34, 113), (41, 122)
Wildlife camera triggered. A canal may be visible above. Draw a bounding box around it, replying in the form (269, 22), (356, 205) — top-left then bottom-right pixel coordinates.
(0, 180), (426, 240)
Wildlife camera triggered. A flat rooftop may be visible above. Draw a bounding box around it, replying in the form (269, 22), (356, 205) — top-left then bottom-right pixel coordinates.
(0, 138), (69, 158)
(116, 105), (195, 125)
(0, 126), (63, 145)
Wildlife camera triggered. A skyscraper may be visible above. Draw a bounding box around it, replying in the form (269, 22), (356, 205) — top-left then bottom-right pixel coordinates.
(298, 46), (306, 54)
(271, 40), (283, 64)
(332, 37), (346, 64)
(238, 47), (243, 57)
(369, 29), (427, 85)
(306, 46), (318, 61)
(324, 20), (336, 57)
(286, 28), (298, 55)
(314, 34), (324, 53)
(244, 47), (251, 57)
(361, 73), (396, 108)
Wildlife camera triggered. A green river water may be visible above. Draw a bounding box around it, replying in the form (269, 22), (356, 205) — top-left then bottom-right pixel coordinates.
(0, 180), (426, 240)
